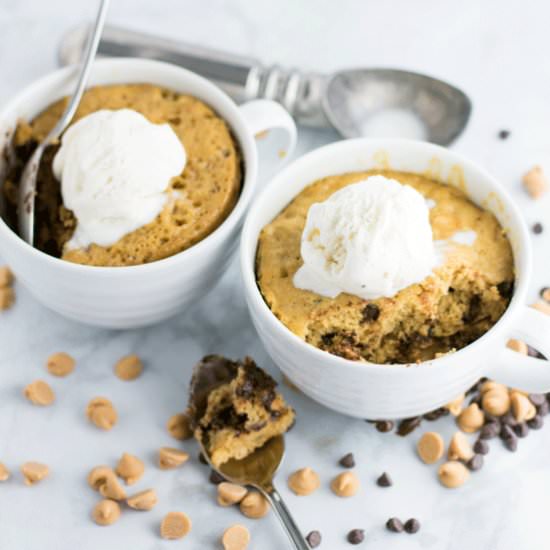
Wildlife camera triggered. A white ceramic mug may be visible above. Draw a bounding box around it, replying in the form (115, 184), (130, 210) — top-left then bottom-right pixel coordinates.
(241, 138), (550, 419)
(0, 58), (296, 328)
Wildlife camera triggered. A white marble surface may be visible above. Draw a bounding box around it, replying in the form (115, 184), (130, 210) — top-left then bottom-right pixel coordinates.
(1, 1), (550, 549)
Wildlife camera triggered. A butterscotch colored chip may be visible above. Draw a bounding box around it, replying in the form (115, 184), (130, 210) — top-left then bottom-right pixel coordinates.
(88, 466), (115, 491)
(288, 467), (320, 496)
(217, 482), (248, 507)
(46, 352), (75, 377)
(166, 412), (193, 441)
(506, 339), (528, 355)
(160, 511), (192, 540)
(127, 488), (158, 511)
(481, 389), (510, 417)
(23, 380), (55, 406)
(0, 287), (14, 310)
(522, 165), (548, 199)
(159, 447), (190, 470)
(438, 461), (469, 488)
(417, 432), (445, 464)
(239, 491), (269, 519)
(86, 397), (118, 430)
(99, 472), (127, 501)
(114, 354), (143, 381)
(457, 403), (484, 433)
(21, 462), (49, 485)
(330, 471), (360, 497)
(510, 391), (537, 422)
(0, 463), (11, 481)
(444, 394), (465, 416)
(222, 524), (250, 550)
(0, 266), (13, 287)
(531, 301), (550, 316)
(92, 499), (121, 526)
(115, 453), (144, 485)
(480, 381), (507, 395)
(448, 432), (474, 461)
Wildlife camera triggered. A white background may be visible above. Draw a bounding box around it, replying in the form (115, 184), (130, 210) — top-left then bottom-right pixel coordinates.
(1, 1), (550, 549)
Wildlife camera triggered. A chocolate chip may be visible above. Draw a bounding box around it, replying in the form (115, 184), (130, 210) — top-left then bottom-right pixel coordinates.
(480, 422), (500, 440)
(376, 472), (393, 487)
(198, 453), (208, 466)
(527, 415), (544, 430)
(503, 436), (518, 452)
(404, 518), (421, 534)
(532, 222), (544, 235)
(209, 470), (225, 485)
(500, 424), (515, 440)
(373, 420), (394, 433)
(467, 454), (484, 471)
(529, 393), (546, 407)
(361, 304), (380, 323)
(497, 281), (514, 299)
(339, 453), (355, 468)
(501, 412), (518, 427)
(424, 408), (449, 421)
(498, 129), (510, 140)
(528, 346), (546, 359)
(397, 416), (422, 436)
(347, 529), (365, 544)
(306, 530), (322, 548)
(386, 518), (404, 533)
(537, 400), (549, 417)
(513, 422), (529, 438)
(473, 439), (489, 455)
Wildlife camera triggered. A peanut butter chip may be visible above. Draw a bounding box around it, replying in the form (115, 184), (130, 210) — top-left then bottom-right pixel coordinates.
(99, 473), (127, 501)
(239, 491), (269, 519)
(160, 511), (192, 540)
(444, 393), (465, 416)
(481, 389), (511, 417)
(24, 380), (55, 406)
(457, 403), (484, 433)
(46, 352), (75, 377)
(114, 354), (143, 381)
(115, 453), (144, 485)
(86, 397), (118, 430)
(510, 391), (537, 422)
(88, 466), (115, 491)
(417, 432), (445, 464)
(217, 482), (248, 507)
(21, 462), (49, 485)
(531, 301), (550, 316)
(166, 412), (193, 441)
(92, 499), (121, 526)
(0, 287), (14, 310)
(127, 488), (158, 511)
(330, 471), (360, 497)
(480, 380), (508, 395)
(438, 461), (469, 488)
(448, 432), (474, 461)
(222, 524), (250, 550)
(506, 339), (528, 355)
(159, 447), (190, 470)
(288, 467), (320, 496)
(0, 463), (11, 481)
(522, 165), (548, 199)
(0, 266), (13, 287)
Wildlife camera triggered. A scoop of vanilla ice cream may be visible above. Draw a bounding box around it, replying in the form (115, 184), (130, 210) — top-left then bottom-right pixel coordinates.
(53, 109), (186, 250)
(293, 175), (437, 299)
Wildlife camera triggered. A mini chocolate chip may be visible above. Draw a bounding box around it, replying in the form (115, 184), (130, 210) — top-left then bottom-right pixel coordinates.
(529, 393), (546, 406)
(306, 530), (322, 548)
(397, 416), (422, 436)
(480, 422), (500, 440)
(513, 422), (529, 438)
(339, 453), (355, 468)
(503, 436), (518, 452)
(498, 129), (510, 140)
(424, 408), (449, 421)
(209, 470), (225, 485)
(467, 454), (484, 471)
(497, 281), (514, 299)
(386, 518), (404, 533)
(532, 222), (544, 235)
(500, 424), (515, 440)
(347, 529), (365, 544)
(198, 453), (208, 465)
(473, 439), (489, 455)
(374, 420), (394, 433)
(361, 304), (380, 323)
(528, 345), (546, 359)
(404, 518), (421, 534)
(527, 415), (544, 430)
(501, 412), (518, 427)
(537, 400), (549, 417)
(376, 472), (392, 487)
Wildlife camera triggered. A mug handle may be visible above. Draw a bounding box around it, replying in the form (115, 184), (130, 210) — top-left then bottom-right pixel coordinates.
(488, 306), (550, 392)
(239, 99), (297, 168)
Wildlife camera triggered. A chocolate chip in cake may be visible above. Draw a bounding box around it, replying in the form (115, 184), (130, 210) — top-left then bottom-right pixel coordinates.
(361, 304), (380, 323)
(209, 470), (226, 485)
(376, 472), (392, 487)
(306, 530), (322, 548)
(527, 415), (544, 430)
(532, 222), (544, 235)
(386, 518), (403, 533)
(339, 453), (355, 468)
(466, 454), (484, 471)
(347, 529), (365, 544)
(473, 439), (489, 455)
(497, 281), (514, 299)
(404, 518), (421, 534)
(498, 129), (510, 140)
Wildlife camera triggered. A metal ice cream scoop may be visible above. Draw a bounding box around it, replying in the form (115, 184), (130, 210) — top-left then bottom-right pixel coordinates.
(58, 24), (471, 146)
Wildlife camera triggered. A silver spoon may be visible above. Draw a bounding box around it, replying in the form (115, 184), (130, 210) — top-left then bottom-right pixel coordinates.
(18, 0), (110, 245)
(58, 23), (471, 145)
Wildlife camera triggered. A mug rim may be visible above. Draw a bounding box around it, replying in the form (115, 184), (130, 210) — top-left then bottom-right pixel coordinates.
(240, 137), (531, 373)
(0, 57), (257, 276)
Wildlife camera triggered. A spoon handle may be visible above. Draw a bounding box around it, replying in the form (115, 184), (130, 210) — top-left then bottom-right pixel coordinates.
(263, 486), (310, 550)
